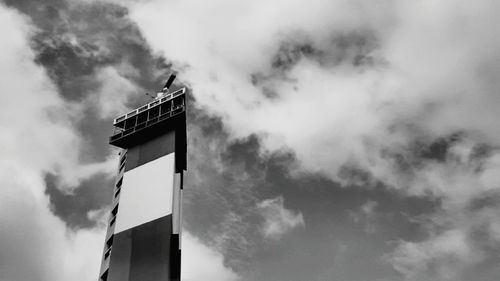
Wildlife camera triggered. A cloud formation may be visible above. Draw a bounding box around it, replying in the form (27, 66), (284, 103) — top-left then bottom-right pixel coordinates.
(2, 0), (500, 280)
(182, 232), (240, 281)
(130, 0), (500, 280)
(0, 4), (106, 280)
(130, 0), (500, 183)
(257, 196), (305, 240)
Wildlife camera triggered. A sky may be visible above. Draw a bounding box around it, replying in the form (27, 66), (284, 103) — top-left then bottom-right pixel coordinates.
(1, 0), (500, 281)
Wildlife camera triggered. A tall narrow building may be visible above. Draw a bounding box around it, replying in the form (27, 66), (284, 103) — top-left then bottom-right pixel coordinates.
(98, 78), (186, 281)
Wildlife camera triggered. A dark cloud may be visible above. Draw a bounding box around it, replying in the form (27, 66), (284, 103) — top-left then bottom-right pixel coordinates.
(4, 0), (174, 101)
(182, 96), (440, 279)
(45, 172), (114, 229)
(3, 0), (68, 27)
(270, 39), (318, 72)
(184, 106), (263, 270)
(283, 32), (377, 69)
(221, 134), (267, 177)
(245, 150), (439, 281)
(250, 30), (382, 101)
(273, 31), (379, 70)
(178, 81), (445, 280)
(468, 190), (500, 212)
(417, 133), (463, 162)
(377, 131), (497, 189)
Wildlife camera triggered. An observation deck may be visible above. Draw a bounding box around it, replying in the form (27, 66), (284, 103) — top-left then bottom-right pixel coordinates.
(109, 87), (186, 149)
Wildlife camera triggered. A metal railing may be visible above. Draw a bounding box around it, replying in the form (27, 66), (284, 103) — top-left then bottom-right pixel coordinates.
(113, 87), (186, 125)
(109, 104), (185, 142)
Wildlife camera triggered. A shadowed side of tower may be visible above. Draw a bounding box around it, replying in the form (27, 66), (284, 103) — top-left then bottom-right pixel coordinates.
(98, 85), (187, 281)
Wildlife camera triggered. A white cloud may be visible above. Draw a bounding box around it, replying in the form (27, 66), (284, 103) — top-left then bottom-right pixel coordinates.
(403, 140), (500, 208)
(128, 0), (395, 181)
(0, 176), (105, 281)
(388, 229), (481, 281)
(256, 196), (305, 240)
(87, 206), (113, 228)
(88, 66), (138, 119)
(127, 0), (500, 186)
(0, 2), (117, 190)
(128, 0), (500, 279)
(182, 231), (240, 281)
(0, 5), (109, 281)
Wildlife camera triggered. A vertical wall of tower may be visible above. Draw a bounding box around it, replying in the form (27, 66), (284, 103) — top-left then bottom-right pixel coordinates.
(99, 107), (186, 281)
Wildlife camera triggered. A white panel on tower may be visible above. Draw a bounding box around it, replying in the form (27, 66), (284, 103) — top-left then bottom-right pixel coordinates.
(114, 152), (175, 233)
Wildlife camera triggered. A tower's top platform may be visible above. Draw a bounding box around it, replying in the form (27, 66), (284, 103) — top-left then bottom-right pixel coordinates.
(109, 87), (186, 149)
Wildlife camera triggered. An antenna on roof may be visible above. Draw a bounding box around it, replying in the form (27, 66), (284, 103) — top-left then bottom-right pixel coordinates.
(146, 74), (178, 100)
(162, 74), (176, 93)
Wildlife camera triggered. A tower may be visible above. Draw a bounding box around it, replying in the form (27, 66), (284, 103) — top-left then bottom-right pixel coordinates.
(98, 77), (186, 281)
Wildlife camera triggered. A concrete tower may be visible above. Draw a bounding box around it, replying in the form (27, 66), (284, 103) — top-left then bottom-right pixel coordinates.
(98, 77), (186, 281)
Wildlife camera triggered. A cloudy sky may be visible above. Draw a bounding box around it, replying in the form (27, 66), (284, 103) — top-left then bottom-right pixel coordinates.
(1, 0), (500, 280)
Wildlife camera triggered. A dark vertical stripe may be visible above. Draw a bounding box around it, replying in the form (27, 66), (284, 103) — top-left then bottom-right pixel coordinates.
(170, 234), (181, 281)
(180, 171), (184, 190)
(174, 115), (187, 173)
